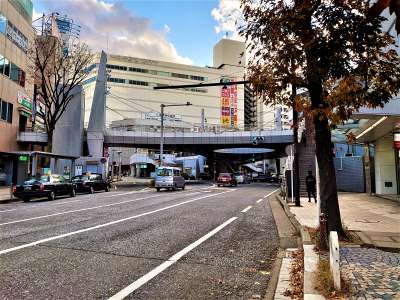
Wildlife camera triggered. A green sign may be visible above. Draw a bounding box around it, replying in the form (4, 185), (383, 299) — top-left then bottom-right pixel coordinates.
(18, 155), (28, 161)
(19, 98), (32, 110)
(21, 111), (30, 117)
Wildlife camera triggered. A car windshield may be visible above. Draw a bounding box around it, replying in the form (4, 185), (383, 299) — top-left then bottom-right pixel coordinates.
(24, 179), (39, 185)
(72, 175), (89, 181)
(40, 175), (51, 183)
(220, 173), (231, 177)
(156, 168), (173, 177)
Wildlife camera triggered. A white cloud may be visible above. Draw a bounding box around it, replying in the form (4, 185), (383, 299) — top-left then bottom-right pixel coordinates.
(35, 0), (192, 65)
(211, 0), (244, 41)
(32, 8), (42, 21)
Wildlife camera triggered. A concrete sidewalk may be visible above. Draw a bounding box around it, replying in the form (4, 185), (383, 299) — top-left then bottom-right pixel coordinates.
(289, 193), (400, 250)
(288, 193), (400, 299)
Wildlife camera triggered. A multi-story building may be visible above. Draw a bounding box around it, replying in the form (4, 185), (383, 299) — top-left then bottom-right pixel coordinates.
(83, 39), (248, 133)
(0, 0), (34, 184)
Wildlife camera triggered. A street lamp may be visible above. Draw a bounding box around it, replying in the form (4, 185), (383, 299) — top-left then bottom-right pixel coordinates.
(160, 102), (192, 166)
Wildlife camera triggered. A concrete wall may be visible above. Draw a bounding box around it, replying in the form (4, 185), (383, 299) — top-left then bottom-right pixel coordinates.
(52, 86), (84, 157)
(375, 135), (397, 195)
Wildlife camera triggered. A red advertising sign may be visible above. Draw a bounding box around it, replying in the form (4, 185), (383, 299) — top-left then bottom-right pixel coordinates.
(220, 78), (238, 128)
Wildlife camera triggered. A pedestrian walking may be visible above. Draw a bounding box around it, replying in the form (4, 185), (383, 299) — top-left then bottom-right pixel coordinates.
(305, 170), (316, 203)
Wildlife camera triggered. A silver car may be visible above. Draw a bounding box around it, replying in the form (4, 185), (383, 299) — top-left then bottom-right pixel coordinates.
(155, 167), (185, 191)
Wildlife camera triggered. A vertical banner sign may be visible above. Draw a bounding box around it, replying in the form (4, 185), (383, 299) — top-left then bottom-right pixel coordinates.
(220, 78), (237, 128)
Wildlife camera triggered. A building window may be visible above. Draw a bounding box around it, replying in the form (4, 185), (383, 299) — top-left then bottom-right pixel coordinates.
(128, 67), (148, 73)
(0, 54), (4, 74)
(128, 79), (148, 86)
(190, 75), (205, 81)
(0, 99), (13, 123)
(3, 57), (10, 77)
(0, 53), (25, 86)
(171, 73), (189, 79)
(108, 77), (125, 84)
(0, 13), (6, 34)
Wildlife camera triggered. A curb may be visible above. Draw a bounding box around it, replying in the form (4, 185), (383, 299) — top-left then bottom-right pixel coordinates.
(274, 193), (326, 300)
(266, 190), (300, 299)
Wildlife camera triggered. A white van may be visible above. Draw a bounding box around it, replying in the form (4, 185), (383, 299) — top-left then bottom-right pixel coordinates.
(155, 167), (185, 192)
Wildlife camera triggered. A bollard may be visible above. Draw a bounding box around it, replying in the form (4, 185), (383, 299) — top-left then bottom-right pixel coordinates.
(318, 213), (328, 250)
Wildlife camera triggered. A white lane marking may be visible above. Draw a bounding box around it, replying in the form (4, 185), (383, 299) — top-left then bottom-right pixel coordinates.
(106, 189), (150, 198)
(108, 216), (237, 300)
(0, 208), (18, 213)
(256, 198), (263, 203)
(0, 192), (202, 226)
(0, 194), (161, 227)
(264, 189), (280, 198)
(0, 190), (234, 256)
(241, 206), (252, 213)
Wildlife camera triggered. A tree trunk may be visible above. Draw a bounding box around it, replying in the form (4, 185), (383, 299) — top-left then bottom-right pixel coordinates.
(314, 116), (344, 234)
(46, 129), (53, 153)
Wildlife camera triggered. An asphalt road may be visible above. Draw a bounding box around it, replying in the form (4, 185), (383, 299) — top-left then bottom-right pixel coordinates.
(0, 183), (280, 300)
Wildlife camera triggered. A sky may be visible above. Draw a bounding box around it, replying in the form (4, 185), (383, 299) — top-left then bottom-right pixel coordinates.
(32, 0), (243, 67)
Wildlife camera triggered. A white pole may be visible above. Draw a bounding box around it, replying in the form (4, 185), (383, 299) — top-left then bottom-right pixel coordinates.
(291, 145), (294, 203)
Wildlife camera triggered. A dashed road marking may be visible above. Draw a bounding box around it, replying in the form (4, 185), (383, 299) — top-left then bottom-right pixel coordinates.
(0, 208), (18, 213)
(108, 216), (238, 300)
(256, 198), (263, 203)
(0, 190), (234, 256)
(241, 206), (252, 213)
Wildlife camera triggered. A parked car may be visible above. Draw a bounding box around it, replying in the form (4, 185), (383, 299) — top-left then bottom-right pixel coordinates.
(217, 173), (238, 187)
(71, 174), (111, 194)
(267, 173), (280, 183)
(13, 174), (76, 202)
(155, 167), (185, 191)
(253, 173), (268, 182)
(233, 172), (250, 184)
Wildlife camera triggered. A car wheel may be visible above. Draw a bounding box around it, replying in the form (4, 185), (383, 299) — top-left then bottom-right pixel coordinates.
(89, 186), (94, 194)
(23, 197), (30, 202)
(217, 184), (221, 187)
(105, 185), (110, 192)
(70, 188), (76, 197)
(48, 191), (56, 201)
(156, 187), (161, 192)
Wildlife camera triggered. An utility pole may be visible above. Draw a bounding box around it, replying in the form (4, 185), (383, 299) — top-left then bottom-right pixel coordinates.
(117, 150), (122, 180)
(160, 104), (165, 166)
(292, 84), (301, 206)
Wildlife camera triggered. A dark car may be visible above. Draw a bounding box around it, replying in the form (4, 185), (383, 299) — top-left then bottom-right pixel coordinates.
(253, 173), (268, 182)
(71, 174), (111, 194)
(217, 173), (237, 187)
(13, 174), (76, 202)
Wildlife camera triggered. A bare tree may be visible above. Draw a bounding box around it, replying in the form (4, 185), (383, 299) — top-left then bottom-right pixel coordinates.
(28, 35), (93, 151)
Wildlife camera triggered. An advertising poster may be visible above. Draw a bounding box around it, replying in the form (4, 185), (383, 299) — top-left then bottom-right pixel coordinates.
(220, 78), (237, 128)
